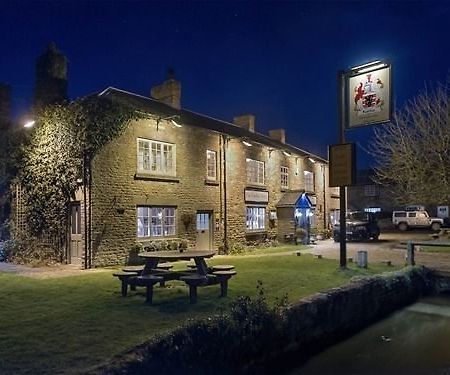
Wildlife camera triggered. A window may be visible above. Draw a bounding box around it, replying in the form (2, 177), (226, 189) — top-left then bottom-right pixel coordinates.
(246, 206), (266, 230)
(206, 150), (217, 181)
(137, 206), (176, 238)
(304, 171), (314, 192)
(364, 184), (379, 197)
(281, 166), (289, 189)
(246, 158), (265, 185)
(137, 139), (176, 176)
(70, 204), (81, 235)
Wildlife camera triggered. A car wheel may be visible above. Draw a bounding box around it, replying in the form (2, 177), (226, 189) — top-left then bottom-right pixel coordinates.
(398, 222), (408, 231)
(431, 222), (441, 231)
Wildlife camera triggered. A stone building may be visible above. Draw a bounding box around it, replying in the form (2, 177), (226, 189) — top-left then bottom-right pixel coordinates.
(19, 71), (338, 266)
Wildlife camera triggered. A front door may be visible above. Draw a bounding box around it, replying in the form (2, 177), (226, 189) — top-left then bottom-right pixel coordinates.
(196, 212), (212, 250)
(70, 202), (82, 263)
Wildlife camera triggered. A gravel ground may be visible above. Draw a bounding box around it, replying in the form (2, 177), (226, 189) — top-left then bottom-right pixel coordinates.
(307, 231), (450, 273)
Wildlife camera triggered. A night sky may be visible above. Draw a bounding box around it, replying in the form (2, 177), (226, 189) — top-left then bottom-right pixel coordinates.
(2, 1), (449, 166)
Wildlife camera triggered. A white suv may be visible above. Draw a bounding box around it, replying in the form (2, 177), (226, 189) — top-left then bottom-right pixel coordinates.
(392, 210), (443, 231)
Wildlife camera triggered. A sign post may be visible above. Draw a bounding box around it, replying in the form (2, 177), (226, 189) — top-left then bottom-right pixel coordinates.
(334, 60), (392, 269)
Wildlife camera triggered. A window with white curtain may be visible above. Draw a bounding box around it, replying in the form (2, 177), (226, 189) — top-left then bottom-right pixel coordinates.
(246, 206), (266, 230)
(246, 158), (265, 185)
(137, 206), (176, 238)
(137, 138), (176, 176)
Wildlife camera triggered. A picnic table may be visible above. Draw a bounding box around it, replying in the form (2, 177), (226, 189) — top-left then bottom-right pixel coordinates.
(139, 250), (216, 275)
(114, 249), (236, 304)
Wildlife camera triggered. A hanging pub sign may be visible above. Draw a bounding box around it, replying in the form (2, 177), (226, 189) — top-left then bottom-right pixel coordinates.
(328, 143), (356, 187)
(346, 61), (392, 128)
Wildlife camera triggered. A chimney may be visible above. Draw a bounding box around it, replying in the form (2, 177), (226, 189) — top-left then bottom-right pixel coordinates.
(269, 129), (286, 144)
(34, 42), (68, 109)
(0, 83), (11, 131)
(150, 68), (181, 109)
(233, 114), (255, 133)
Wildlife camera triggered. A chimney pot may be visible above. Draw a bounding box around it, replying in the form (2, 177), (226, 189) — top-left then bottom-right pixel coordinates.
(269, 129), (286, 144)
(233, 114), (255, 133)
(151, 69), (181, 109)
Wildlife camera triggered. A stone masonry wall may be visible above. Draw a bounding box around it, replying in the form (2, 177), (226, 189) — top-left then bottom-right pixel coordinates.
(91, 118), (221, 266)
(89, 115), (334, 265)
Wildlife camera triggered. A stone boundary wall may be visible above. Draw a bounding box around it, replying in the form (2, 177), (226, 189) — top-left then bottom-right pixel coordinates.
(88, 267), (441, 374)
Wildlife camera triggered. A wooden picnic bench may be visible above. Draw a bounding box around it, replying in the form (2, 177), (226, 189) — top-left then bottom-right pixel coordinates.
(114, 251), (237, 304)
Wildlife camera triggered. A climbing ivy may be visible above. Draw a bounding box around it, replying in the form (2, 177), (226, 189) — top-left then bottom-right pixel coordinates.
(18, 95), (139, 239)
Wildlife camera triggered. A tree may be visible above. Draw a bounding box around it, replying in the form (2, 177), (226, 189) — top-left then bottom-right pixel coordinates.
(370, 80), (450, 206)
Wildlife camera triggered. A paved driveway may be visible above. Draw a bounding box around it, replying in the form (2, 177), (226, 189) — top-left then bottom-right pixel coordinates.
(309, 230), (450, 272)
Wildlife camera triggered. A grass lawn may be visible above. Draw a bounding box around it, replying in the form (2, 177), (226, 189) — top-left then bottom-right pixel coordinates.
(0, 250), (399, 374)
(419, 245), (450, 253)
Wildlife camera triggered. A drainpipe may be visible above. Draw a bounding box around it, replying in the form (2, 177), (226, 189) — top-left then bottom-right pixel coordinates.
(222, 134), (228, 253)
(83, 151), (88, 270)
(88, 154), (92, 269)
(322, 164), (327, 230)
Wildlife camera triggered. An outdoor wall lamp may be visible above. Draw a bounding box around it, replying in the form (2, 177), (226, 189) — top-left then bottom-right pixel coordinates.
(23, 120), (35, 128)
(242, 140), (252, 147)
(268, 148), (274, 157)
(282, 150), (291, 157)
(308, 157), (316, 163)
(156, 114), (182, 130)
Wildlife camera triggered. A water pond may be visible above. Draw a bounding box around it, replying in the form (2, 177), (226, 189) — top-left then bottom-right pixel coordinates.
(295, 294), (450, 374)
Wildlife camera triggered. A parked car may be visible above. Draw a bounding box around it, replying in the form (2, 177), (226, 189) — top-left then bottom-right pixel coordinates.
(392, 210), (443, 231)
(333, 211), (380, 242)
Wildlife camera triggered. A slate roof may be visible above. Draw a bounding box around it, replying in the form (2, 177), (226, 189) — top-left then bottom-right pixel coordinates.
(98, 87), (327, 163)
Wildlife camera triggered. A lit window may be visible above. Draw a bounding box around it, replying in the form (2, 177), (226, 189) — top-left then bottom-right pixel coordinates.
(281, 166), (289, 189)
(246, 158), (265, 185)
(206, 150), (217, 181)
(246, 206), (266, 230)
(137, 206), (176, 238)
(304, 171), (314, 192)
(137, 139), (176, 176)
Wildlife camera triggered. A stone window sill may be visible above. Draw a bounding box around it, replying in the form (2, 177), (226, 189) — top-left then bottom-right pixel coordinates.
(134, 173), (180, 183)
(205, 179), (220, 186)
(246, 184), (267, 190)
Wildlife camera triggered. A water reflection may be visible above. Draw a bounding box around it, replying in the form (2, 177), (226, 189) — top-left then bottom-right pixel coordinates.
(294, 294), (450, 374)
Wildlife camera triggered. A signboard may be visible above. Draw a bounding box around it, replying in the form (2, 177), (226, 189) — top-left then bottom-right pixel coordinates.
(347, 63), (392, 128)
(244, 189), (269, 203)
(328, 143), (355, 187)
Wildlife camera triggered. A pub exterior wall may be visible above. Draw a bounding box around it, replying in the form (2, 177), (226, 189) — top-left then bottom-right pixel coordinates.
(87, 115), (333, 266)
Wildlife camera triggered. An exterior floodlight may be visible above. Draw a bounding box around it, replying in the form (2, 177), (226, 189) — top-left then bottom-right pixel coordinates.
(357, 63), (387, 74)
(24, 120), (35, 128)
(282, 151), (291, 157)
(350, 60), (381, 71)
(242, 140), (252, 147)
(171, 119), (182, 127)
(308, 157), (316, 163)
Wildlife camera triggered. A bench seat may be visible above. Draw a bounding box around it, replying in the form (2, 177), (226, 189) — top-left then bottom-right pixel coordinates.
(212, 264), (235, 271)
(212, 270), (237, 297)
(113, 271), (139, 297)
(136, 275), (164, 304)
(180, 274), (208, 304)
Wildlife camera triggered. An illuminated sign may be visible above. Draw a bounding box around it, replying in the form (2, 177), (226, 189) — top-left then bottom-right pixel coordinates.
(346, 62), (392, 128)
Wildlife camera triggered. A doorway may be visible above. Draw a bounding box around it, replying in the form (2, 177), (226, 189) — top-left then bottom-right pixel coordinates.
(70, 202), (82, 263)
(196, 211), (213, 250)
